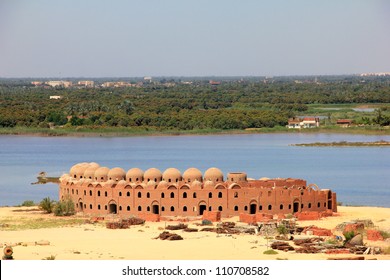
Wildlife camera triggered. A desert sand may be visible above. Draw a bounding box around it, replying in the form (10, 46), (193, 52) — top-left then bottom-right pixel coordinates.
(1, 206), (389, 260)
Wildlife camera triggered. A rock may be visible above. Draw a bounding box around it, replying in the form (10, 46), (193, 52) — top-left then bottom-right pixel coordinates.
(35, 240), (50, 246)
(349, 234), (363, 246)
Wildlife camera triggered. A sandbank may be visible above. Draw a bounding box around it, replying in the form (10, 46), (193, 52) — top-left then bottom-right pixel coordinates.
(1, 206), (389, 260)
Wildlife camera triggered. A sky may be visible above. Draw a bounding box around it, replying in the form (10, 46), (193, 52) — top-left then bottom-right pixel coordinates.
(0, 0), (389, 77)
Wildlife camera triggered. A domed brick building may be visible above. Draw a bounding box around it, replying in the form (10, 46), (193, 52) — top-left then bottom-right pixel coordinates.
(59, 162), (337, 220)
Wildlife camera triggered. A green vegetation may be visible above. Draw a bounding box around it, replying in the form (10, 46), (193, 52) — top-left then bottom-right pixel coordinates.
(379, 230), (390, 239)
(42, 255), (56, 260)
(263, 249), (278, 255)
(39, 197), (55, 214)
(54, 196), (75, 216)
(1, 76), (389, 135)
(0, 216), (85, 230)
(276, 225), (289, 236)
(20, 200), (35, 207)
(343, 231), (356, 242)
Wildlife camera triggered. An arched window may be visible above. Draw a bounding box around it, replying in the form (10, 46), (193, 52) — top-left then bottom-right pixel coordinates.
(161, 206), (165, 211)
(127, 191), (130, 197)
(183, 192), (187, 198)
(97, 190), (101, 197)
(147, 192), (150, 198)
(268, 205), (272, 210)
(138, 206), (142, 211)
(170, 192), (174, 198)
(89, 190), (92, 196)
(308, 203), (312, 209)
(280, 204), (283, 210)
(244, 206), (248, 211)
(119, 192), (122, 197)
(218, 206), (223, 211)
(193, 192), (197, 198)
(234, 206), (238, 211)
(234, 192), (238, 198)
(119, 206), (122, 211)
(170, 206), (175, 212)
(161, 193), (165, 198)
(127, 206), (130, 211)
(98, 205), (101, 210)
(183, 206), (187, 212)
(138, 192), (141, 198)
(209, 192), (212, 198)
(218, 192), (222, 198)
(147, 206), (150, 211)
(105, 191), (107, 197)
(89, 204), (92, 209)
(208, 206), (212, 211)
(318, 202), (321, 208)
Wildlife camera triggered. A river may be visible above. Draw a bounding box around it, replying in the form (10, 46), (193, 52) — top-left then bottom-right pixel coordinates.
(0, 133), (389, 207)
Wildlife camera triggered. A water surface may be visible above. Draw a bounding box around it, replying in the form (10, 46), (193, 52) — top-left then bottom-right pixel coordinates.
(0, 133), (389, 207)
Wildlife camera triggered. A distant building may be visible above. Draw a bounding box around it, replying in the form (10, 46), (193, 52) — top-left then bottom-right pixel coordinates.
(31, 81), (43, 86)
(336, 119), (353, 127)
(288, 117), (320, 129)
(144, 77), (152, 83)
(209, 80), (221, 85)
(49, 95), (62, 100)
(78, 81), (94, 88)
(46, 81), (72, 88)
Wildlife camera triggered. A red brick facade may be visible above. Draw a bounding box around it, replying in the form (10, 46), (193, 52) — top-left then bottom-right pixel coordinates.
(59, 163), (337, 219)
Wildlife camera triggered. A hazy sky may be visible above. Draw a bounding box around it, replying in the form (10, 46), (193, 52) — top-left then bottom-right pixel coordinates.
(1, 0), (389, 77)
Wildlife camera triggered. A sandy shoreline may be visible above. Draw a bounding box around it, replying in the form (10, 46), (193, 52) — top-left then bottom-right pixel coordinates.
(1, 206), (389, 260)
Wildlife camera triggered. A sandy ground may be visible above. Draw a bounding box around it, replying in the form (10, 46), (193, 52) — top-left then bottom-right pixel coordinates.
(1, 206), (389, 260)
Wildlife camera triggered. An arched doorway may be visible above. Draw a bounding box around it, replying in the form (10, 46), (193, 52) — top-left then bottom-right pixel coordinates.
(249, 200), (257, 214)
(199, 201), (207, 215)
(151, 201), (159, 214)
(78, 199), (83, 211)
(293, 200), (300, 213)
(108, 200), (117, 214)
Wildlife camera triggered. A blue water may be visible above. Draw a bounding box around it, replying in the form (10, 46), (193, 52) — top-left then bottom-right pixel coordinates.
(0, 134), (389, 207)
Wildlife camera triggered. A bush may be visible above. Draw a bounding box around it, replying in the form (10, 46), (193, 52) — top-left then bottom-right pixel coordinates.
(277, 225), (289, 235)
(343, 231), (355, 242)
(201, 219), (213, 226)
(263, 249), (278, 255)
(21, 200), (35, 207)
(54, 196), (75, 216)
(39, 197), (55, 213)
(379, 230), (390, 239)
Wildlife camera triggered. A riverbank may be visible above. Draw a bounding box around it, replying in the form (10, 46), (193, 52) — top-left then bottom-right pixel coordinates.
(1, 125), (389, 137)
(292, 140), (390, 147)
(1, 206), (389, 260)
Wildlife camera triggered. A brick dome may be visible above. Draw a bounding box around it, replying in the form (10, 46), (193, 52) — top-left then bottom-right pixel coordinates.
(126, 168), (144, 183)
(204, 167), (224, 183)
(94, 167), (110, 182)
(76, 163), (90, 180)
(107, 167), (126, 181)
(84, 165), (100, 180)
(162, 168), (182, 183)
(183, 168), (203, 183)
(156, 180), (168, 190)
(144, 168), (162, 183)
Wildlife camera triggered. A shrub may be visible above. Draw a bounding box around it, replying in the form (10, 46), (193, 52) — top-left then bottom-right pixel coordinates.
(343, 231), (355, 242)
(54, 196), (75, 216)
(39, 197), (55, 213)
(277, 225), (289, 235)
(21, 200), (35, 207)
(201, 219), (213, 226)
(263, 249), (278, 255)
(42, 255), (56, 260)
(379, 230), (390, 239)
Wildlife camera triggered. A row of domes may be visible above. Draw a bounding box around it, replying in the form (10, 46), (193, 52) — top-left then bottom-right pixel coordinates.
(68, 162), (233, 184)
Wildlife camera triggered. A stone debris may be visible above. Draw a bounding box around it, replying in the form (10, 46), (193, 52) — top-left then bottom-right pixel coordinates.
(183, 228), (198, 232)
(166, 223), (188, 230)
(106, 217), (145, 229)
(348, 234), (363, 246)
(302, 226), (332, 236)
(270, 241), (295, 251)
(155, 231), (183, 241)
